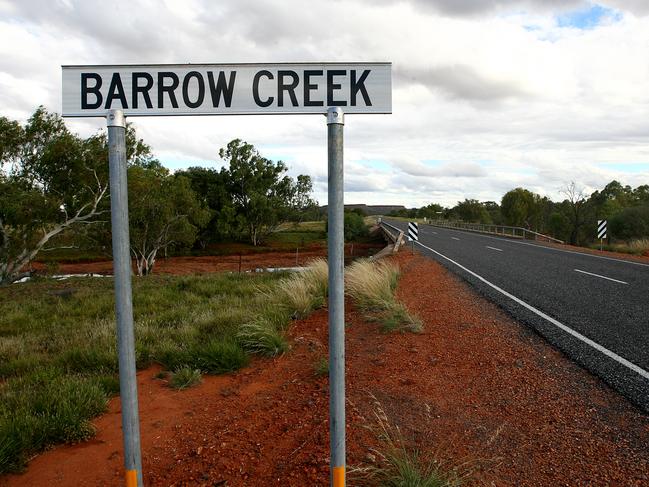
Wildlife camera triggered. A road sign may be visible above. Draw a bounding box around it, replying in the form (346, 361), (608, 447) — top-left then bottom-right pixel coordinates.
(408, 222), (419, 241)
(62, 63), (392, 117)
(62, 61), (391, 487)
(598, 220), (607, 239)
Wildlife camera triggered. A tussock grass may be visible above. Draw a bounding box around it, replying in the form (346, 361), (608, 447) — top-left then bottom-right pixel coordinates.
(351, 399), (469, 487)
(628, 238), (649, 252)
(278, 258), (328, 319)
(346, 259), (422, 333)
(237, 319), (288, 357)
(591, 238), (649, 255)
(169, 367), (202, 390)
(313, 356), (329, 377)
(0, 369), (108, 473)
(0, 266), (326, 473)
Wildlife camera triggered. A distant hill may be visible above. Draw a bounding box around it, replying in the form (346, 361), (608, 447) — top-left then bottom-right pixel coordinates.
(319, 204), (406, 216)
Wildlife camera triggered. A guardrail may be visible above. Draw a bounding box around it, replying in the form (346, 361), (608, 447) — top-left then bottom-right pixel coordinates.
(426, 220), (563, 244)
(382, 219), (563, 244)
(377, 220), (405, 253)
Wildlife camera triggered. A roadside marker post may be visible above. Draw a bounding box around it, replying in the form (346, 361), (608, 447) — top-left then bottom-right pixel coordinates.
(107, 109), (143, 487)
(597, 220), (607, 251)
(63, 62), (391, 487)
(408, 221), (419, 253)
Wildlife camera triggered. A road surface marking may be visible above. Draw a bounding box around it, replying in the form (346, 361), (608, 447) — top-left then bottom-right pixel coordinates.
(414, 240), (649, 381)
(451, 237), (460, 240)
(486, 246), (503, 252)
(439, 228), (649, 268)
(574, 269), (628, 285)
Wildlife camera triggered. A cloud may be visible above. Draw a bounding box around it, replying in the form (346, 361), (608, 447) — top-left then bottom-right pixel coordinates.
(1, 0), (649, 208)
(356, 0), (585, 17)
(395, 64), (527, 102)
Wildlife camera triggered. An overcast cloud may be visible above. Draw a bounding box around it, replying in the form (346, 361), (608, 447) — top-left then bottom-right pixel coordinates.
(1, 0), (648, 207)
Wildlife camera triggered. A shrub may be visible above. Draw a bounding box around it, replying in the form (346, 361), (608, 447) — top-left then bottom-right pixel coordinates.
(237, 319), (288, 357)
(191, 339), (249, 374)
(169, 367), (202, 390)
(326, 211), (370, 241)
(610, 205), (649, 240)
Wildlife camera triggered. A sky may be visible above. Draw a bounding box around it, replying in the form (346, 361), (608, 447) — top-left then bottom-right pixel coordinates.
(1, 0), (649, 207)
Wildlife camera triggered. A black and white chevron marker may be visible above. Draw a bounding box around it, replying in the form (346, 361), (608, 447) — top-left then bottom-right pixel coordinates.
(597, 220), (607, 239)
(407, 221), (419, 241)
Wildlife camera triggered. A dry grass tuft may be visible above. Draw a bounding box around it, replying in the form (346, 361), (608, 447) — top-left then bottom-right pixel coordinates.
(278, 258), (328, 319)
(346, 259), (421, 333)
(350, 397), (473, 486)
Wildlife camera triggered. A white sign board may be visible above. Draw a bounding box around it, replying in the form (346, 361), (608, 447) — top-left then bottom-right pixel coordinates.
(62, 63), (392, 117)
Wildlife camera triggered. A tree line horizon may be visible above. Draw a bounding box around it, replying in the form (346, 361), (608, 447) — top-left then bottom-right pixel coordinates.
(388, 180), (648, 245)
(2, 107), (648, 284)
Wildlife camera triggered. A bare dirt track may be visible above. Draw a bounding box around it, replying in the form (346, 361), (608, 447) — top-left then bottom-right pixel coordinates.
(4, 252), (649, 486)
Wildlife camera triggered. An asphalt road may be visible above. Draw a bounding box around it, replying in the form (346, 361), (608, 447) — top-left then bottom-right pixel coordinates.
(384, 219), (649, 411)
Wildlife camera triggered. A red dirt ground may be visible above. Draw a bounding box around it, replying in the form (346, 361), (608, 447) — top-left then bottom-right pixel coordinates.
(4, 252), (649, 486)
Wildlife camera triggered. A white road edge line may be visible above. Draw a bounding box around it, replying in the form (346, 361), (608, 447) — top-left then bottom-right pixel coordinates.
(486, 246), (503, 252)
(451, 237), (460, 240)
(415, 241), (649, 381)
(574, 269), (628, 285)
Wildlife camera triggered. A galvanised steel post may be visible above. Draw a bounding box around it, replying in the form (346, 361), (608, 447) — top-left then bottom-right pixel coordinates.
(107, 109), (144, 487)
(327, 106), (345, 487)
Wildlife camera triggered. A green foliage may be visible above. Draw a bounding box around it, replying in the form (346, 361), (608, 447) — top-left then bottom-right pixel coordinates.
(548, 211), (571, 242)
(192, 339), (250, 374)
(237, 319), (288, 357)
(220, 139), (314, 245)
(178, 140), (317, 247)
(0, 370), (108, 473)
(313, 357), (329, 377)
(169, 367), (202, 390)
(344, 211), (370, 241)
(610, 205), (649, 240)
(450, 199), (492, 224)
(0, 107), (153, 285)
(127, 163), (212, 275)
(0, 266), (329, 472)
(326, 211), (370, 241)
(501, 188), (541, 228)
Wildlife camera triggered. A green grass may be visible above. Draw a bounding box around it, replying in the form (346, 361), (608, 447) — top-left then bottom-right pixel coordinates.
(0, 262), (327, 474)
(351, 400), (468, 487)
(588, 238), (649, 256)
(169, 367), (202, 390)
(346, 259), (422, 333)
(313, 357), (329, 377)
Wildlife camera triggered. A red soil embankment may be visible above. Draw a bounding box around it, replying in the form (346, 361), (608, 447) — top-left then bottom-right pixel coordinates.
(4, 252), (649, 486)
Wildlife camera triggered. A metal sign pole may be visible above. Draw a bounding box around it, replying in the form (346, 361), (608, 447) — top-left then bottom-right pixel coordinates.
(327, 106), (345, 487)
(107, 109), (144, 487)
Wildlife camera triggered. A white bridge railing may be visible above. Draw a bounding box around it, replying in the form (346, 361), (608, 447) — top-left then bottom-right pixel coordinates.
(424, 219), (564, 244)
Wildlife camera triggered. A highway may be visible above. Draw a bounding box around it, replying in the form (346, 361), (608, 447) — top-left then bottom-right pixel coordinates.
(384, 219), (649, 411)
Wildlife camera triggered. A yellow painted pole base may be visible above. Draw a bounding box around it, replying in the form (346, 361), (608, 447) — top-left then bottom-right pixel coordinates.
(125, 469), (138, 487)
(333, 465), (345, 487)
